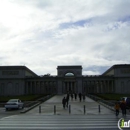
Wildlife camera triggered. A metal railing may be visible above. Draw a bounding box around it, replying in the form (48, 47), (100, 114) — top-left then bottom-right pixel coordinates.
(38, 104), (102, 115)
(87, 94), (115, 110)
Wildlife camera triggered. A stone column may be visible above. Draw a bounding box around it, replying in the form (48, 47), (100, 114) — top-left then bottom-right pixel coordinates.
(39, 81), (42, 94)
(100, 81), (103, 93)
(103, 81), (106, 93)
(86, 81), (89, 93)
(88, 81), (90, 93)
(25, 81), (28, 95)
(112, 80), (114, 93)
(64, 82), (66, 93)
(37, 81), (40, 94)
(72, 82), (74, 93)
(106, 81), (108, 93)
(74, 82), (76, 93)
(87, 85), (89, 93)
(29, 81), (31, 94)
(52, 82), (54, 94)
(103, 81), (105, 93)
(96, 81), (98, 93)
(99, 81), (101, 93)
(40, 81), (43, 94)
(44, 81), (46, 94)
(108, 80), (110, 93)
(70, 82), (72, 92)
(97, 81), (99, 93)
(69, 82), (71, 92)
(62, 81), (64, 93)
(28, 81), (31, 94)
(94, 81), (96, 93)
(34, 81), (36, 94)
(109, 81), (111, 93)
(32, 81), (34, 94)
(91, 81), (93, 93)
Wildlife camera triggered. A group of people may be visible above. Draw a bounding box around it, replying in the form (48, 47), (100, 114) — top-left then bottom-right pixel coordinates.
(62, 92), (86, 109)
(114, 98), (127, 116)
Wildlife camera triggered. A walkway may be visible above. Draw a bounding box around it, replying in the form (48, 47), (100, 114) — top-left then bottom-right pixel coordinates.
(27, 95), (114, 115)
(0, 95), (129, 130)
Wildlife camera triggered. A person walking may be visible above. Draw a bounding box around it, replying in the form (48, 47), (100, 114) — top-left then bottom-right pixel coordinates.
(83, 93), (85, 101)
(71, 93), (73, 101)
(114, 102), (120, 116)
(74, 93), (77, 100)
(66, 94), (69, 108)
(62, 97), (66, 109)
(120, 98), (126, 116)
(79, 93), (82, 102)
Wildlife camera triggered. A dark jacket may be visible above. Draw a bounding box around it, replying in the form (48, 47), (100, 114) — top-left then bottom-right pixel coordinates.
(62, 98), (66, 104)
(120, 102), (126, 110)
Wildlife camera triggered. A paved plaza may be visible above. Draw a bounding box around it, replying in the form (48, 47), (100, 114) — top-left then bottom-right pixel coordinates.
(0, 95), (130, 130)
(1, 114), (129, 130)
(27, 95), (115, 115)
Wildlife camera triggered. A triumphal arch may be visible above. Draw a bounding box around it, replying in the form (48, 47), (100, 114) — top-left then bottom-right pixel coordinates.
(57, 66), (83, 94)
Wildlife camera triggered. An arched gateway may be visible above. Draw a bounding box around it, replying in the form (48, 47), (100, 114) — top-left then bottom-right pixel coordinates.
(57, 66), (83, 94)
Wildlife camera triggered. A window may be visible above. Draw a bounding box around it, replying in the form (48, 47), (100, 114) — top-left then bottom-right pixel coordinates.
(65, 73), (74, 76)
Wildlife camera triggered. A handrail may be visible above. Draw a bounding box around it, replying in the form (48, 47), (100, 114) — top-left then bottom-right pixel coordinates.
(87, 94), (115, 110)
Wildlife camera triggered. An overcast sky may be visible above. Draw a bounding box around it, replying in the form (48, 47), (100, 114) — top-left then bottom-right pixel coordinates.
(0, 0), (130, 75)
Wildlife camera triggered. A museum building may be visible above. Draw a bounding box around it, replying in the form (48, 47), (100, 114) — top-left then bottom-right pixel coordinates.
(0, 64), (130, 96)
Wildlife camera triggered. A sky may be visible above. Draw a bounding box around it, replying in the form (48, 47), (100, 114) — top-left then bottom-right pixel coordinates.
(0, 0), (130, 75)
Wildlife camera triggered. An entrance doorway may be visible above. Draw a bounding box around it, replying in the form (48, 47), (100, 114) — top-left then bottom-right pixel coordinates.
(64, 81), (77, 93)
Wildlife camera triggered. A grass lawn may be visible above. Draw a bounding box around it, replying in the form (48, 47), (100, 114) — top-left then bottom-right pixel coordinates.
(0, 94), (48, 102)
(94, 93), (130, 100)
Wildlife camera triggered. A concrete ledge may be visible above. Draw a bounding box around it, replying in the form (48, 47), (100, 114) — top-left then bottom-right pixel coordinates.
(20, 94), (55, 113)
(87, 94), (115, 112)
(20, 102), (42, 113)
(98, 101), (115, 112)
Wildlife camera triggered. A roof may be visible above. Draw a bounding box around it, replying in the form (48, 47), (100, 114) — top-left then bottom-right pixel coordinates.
(102, 64), (130, 75)
(57, 65), (82, 69)
(0, 65), (37, 76)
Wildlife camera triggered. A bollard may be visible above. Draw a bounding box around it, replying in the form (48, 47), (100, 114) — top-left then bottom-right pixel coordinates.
(99, 105), (100, 113)
(39, 105), (41, 113)
(84, 105), (86, 115)
(69, 105), (71, 114)
(54, 105), (56, 115)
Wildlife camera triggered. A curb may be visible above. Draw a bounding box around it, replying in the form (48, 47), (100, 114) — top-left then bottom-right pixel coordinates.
(98, 101), (115, 112)
(20, 102), (42, 113)
(20, 95), (55, 113)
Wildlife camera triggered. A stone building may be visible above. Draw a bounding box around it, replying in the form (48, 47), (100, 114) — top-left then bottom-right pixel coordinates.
(0, 64), (130, 96)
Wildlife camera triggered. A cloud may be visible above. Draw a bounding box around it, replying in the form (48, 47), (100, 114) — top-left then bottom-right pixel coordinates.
(0, 0), (130, 75)
(59, 19), (92, 29)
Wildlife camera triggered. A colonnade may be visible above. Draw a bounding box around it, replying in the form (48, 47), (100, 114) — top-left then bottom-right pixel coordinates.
(0, 83), (21, 96)
(84, 80), (115, 94)
(25, 79), (115, 95)
(25, 81), (57, 95)
(63, 81), (77, 93)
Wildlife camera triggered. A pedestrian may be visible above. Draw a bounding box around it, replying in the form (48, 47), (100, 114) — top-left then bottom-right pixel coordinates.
(83, 93), (85, 101)
(71, 93), (73, 101)
(62, 97), (66, 109)
(66, 94), (69, 108)
(79, 93), (82, 102)
(120, 98), (126, 116)
(74, 93), (77, 100)
(114, 102), (120, 116)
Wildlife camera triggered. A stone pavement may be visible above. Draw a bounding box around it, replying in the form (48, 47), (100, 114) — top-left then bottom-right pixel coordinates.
(0, 95), (130, 130)
(27, 95), (114, 115)
(1, 114), (129, 130)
